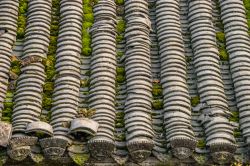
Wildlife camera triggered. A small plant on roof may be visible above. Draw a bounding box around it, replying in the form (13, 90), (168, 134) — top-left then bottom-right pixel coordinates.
(76, 108), (96, 118)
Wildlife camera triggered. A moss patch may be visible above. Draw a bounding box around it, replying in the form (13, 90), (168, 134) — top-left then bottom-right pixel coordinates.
(216, 32), (225, 43)
(17, 0), (28, 39)
(116, 20), (126, 34)
(152, 99), (163, 110)
(152, 83), (163, 97)
(71, 154), (90, 166)
(191, 96), (200, 107)
(115, 133), (126, 141)
(115, 0), (124, 5)
(230, 111), (239, 122)
(219, 48), (229, 61)
(197, 139), (206, 148)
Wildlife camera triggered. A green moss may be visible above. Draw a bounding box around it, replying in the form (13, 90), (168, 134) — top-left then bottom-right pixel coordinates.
(115, 0), (124, 5)
(49, 36), (57, 46)
(1, 117), (11, 123)
(247, 20), (250, 30)
(46, 55), (56, 65)
(82, 29), (92, 56)
(48, 45), (57, 55)
(246, 10), (250, 19)
(116, 35), (124, 43)
(17, 0), (28, 40)
(197, 139), (206, 148)
(17, 28), (25, 39)
(71, 154), (90, 166)
(19, 5), (27, 14)
(115, 118), (124, 124)
(152, 83), (163, 97)
(116, 67), (125, 75)
(2, 108), (12, 118)
(84, 13), (94, 23)
(116, 20), (126, 34)
(42, 95), (52, 110)
(43, 82), (54, 91)
(115, 133), (126, 141)
(50, 25), (59, 36)
(82, 36), (91, 47)
(191, 96), (200, 107)
(4, 102), (14, 109)
(83, 0), (99, 5)
(52, 0), (60, 8)
(116, 75), (126, 83)
(219, 48), (229, 61)
(46, 69), (56, 81)
(83, 4), (93, 14)
(216, 32), (225, 43)
(152, 100), (163, 110)
(31, 154), (44, 164)
(11, 59), (21, 68)
(234, 129), (241, 138)
(82, 22), (93, 29)
(244, 0), (250, 10)
(115, 122), (124, 128)
(11, 66), (21, 75)
(117, 51), (124, 57)
(6, 92), (13, 98)
(82, 47), (92, 56)
(230, 111), (239, 122)
(116, 112), (125, 118)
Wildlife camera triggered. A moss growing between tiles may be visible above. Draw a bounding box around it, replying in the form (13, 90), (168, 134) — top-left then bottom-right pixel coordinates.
(244, 0), (250, 11)
(152, 99), (163, 110)
(152, 83), (163, 97)
(82, 0), (96, 56)
(71, 154), (90, 166)
(115, 0), (124, 5)
(17, 0), (28, 39)
(115, 133), (126, 141)
(233, 128), (241, 138)
(41, 0), (59, 122)
(116, 67), (125, 75)
(117, 51), (124, 58)
(116, 112), (125, 118)
(197, 139), (206, 148)
(116, 34), (124, 43)
(115, 118), (125, 127)
(42, 94), (52, 111)
(219, 48), (229, 61)
(2, 57), (22, 123)
(117, 20), (126, 34)
(216, 31), (229, 61)
(216, 32), (225, 43)
(230, 111), (239, 122)
(115, 112), (125, 128)
(116, 66), (126, 84)
(191, 96), (200, 107)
